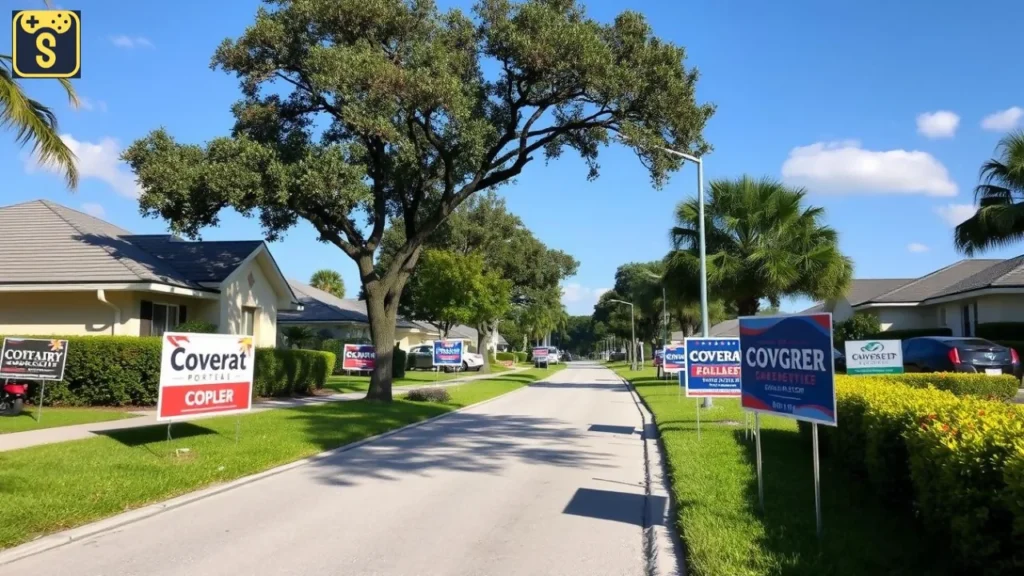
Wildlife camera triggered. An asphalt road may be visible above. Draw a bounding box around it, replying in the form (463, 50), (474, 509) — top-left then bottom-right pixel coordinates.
(2, 363), (659, 576)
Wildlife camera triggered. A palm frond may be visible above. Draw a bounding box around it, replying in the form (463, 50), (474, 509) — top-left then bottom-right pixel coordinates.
(0, 55), (78, 188)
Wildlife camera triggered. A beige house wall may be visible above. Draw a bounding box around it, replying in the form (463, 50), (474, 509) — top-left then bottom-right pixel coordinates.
(219, 257), (280, 348)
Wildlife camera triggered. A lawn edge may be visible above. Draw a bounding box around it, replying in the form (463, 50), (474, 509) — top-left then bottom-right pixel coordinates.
(619, 373), (689, 576)
(0, 377), (538, 567)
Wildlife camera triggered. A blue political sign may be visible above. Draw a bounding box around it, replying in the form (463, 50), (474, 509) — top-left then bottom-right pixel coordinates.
(683, 337), (742, 398)
(433, 340), (464, 366)
(663, 344), (686, 374)
(739, 313), (836, 426)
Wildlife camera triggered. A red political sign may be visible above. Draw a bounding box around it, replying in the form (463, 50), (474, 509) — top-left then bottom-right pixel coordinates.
(342, 344), (376, 371)
(157, 333), (255, 421)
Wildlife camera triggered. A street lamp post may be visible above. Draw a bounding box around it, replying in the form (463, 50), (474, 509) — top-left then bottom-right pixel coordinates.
(609, 299), (636, 371)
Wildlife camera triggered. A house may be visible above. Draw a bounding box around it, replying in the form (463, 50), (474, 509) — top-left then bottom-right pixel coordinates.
(0, 200), (298, 347)
(822, 257), (1024, 337)
(280, 279), (509, 352)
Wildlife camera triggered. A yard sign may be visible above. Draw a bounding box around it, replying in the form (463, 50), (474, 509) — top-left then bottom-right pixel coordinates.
(683, 337), (742, 398)
(738, 313), (836, 426)
(844, 340), (903, 375)
(0, 337), (69, 380)
(342, 343), (376, 371)
(433, 340), (464, 367)
(157, 333), (255, 421)
(663, 344), (686, 374)
(532, 346), (549, 363)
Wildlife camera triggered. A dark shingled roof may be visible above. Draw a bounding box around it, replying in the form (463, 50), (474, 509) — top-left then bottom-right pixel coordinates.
(927, 255), (1024, 299)
(0, 200), (268, 289)
(280, 280), (418, 328)
(844, 279), (915, 305)
(869, 260), (1003, 303)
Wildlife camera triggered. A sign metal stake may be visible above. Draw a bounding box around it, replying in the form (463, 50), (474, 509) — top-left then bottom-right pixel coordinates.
(755, 413), (764, 513)
(695, 398), (701, 441)
(812, 422), (823, 540)
(35, 381), (46, 423)
(167, 422), (173, 442)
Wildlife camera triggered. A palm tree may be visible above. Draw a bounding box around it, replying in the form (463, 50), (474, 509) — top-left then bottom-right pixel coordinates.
(954, 131), (1024, 256)
(671, 176), (852, 316)
(309, 269), (345, 298)
(1, 3), (79, 188)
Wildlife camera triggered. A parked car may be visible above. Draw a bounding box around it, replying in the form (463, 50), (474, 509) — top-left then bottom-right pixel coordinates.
(547, 347), (561, 364)
(406, 345), (484, 372)
(901, 337), (1021, 378)
(833, 348), (846, 374)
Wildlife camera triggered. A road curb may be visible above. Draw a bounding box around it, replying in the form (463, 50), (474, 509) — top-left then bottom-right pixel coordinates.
(0, 376), (539, 567)
(621, 376), (686, 576)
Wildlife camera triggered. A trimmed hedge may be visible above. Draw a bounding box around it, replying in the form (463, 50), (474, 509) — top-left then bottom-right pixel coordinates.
(12, 335), (335, 406)
(822, 376), (1024, 574)
(22, 336), (162, 406)
(393, 345), (407, 379)
(872, 372), (1019, 401)
(977, 322), (1024, 340)
(870, 327), (952, 340)
(496, 351), (515, 362)
(174, 320), (218, 334)
(513, 351), (527, 363)
(252, 348), (336, 397)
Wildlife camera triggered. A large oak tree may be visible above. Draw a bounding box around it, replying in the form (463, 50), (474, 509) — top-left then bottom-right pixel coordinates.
(122, 0), (712, 400)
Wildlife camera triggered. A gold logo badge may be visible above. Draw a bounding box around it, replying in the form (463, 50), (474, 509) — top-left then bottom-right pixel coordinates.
(11, 10), (81, 78)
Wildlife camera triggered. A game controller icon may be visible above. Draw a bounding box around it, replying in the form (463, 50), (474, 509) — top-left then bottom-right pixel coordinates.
(16, 10), (75, 35)
(12, 10), (81, 79)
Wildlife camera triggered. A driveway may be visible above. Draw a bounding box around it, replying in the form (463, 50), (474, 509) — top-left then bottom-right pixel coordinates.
(0, 363), (666, 576)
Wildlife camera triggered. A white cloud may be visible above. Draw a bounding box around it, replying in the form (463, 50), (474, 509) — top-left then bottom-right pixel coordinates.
(781, 140), (957, 196)
(24, 134), (141, 199)
(907, 242), (929, 253)
(981, 106), (1023, 132)
(935, 203), (977, 227)
(916, 111), (959, 139)
(110, 35), (154, 49)
(77, 97), (107, 113)
(561, 283), (610, 313)
(80, 203), (105, 218)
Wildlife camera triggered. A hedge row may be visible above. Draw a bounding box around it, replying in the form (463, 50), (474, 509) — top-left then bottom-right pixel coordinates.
(252, 349), (336, 397)
(495, 352), (515, 362)
(872, 372), (1019, 401)
(822, 376), (1024, 574)
(12, 335), (335, 406)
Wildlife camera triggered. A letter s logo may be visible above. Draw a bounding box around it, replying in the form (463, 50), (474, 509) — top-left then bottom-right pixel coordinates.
(35, 32), (56, 68)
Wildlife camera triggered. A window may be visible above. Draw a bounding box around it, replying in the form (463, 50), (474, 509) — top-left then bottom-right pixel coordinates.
(962, 304), (972, 337)
(243, 307), (258, 337)
(140, 300), (182, 336)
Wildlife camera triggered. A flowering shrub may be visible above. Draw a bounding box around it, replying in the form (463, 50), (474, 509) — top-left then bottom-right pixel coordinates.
(827, 376), (1024, 574)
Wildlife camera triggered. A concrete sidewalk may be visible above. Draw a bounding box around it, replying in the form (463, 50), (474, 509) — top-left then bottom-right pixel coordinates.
(0, 367), (528, 453)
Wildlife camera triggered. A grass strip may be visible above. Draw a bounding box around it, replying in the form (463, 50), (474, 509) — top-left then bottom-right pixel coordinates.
(613, 364), (948, 576)
(0, 408), (139, 435)
(0, 367), (553, 550)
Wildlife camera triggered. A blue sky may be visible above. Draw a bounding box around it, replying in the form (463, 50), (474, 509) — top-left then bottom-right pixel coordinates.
(3, 0), (1023, 316)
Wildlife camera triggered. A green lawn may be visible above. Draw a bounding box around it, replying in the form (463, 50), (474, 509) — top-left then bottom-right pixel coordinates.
(612, 364), (949, 576)
(0, 408), (139, 435)
(0, 367), (554, 550)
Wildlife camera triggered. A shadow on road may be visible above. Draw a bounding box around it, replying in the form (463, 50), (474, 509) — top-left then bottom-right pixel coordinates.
(562, 487), (664, 527)
(305, 411), (613, 487)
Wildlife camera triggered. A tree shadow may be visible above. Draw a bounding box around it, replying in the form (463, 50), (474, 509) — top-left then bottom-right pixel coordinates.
(733, 427), (952, 575)
(297, 409), (613, 488)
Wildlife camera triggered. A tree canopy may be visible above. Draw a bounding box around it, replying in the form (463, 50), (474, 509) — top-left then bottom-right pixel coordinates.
(955, 131), (1024, 256)
(309, 269), (346, 298)
(122, 0), (712, 400)
(670, 176), (851, 316)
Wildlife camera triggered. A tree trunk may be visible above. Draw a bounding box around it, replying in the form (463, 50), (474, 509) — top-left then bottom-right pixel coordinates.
(364, 286), (399, 401)
(477, 321), (493, 373)
(737, 297), (760, 317)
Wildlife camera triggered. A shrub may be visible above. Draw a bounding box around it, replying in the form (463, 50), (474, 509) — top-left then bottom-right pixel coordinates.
(872, 372), (1019, 401)
(870, 327), (952, 339)
(252, 348), (336, 397)
(834, 312), (881, 345)
(405, 387), (450, 402)
(19, 335), (163, 406)
(496, 351), (515, 362)
(513, 351), (527, 363)
(393, 345), (407, 379)
(174, 320), (218, 334)
(977, 322), (1024, 341)
(823, 376), (1024, 573)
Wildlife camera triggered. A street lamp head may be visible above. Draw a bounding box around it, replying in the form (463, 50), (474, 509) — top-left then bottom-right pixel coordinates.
(608, 299), (631, 306)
